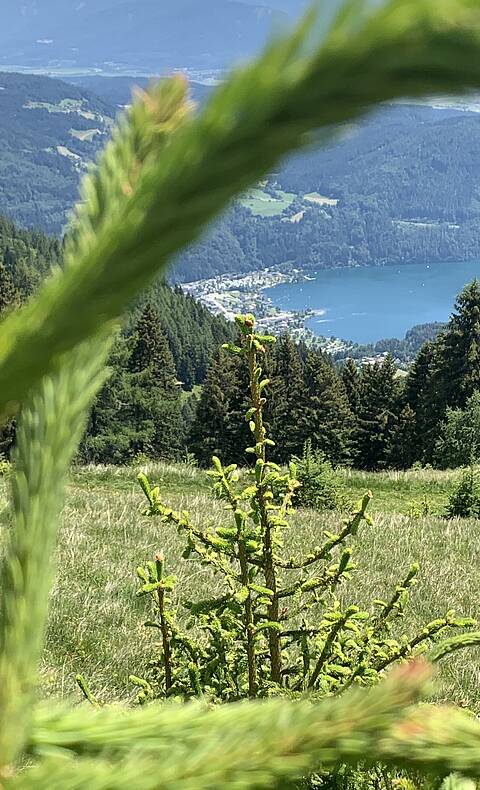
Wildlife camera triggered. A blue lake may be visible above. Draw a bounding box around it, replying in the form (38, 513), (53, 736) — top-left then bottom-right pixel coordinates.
(265, 261), (480, 344)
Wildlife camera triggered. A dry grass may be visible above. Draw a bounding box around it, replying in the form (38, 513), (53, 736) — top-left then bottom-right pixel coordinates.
(341, 467), (459, 514)
(0, 463), (478, 709)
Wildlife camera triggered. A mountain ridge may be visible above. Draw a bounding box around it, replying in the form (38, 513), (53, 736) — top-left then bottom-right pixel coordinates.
(0, 72), (116, 232)
(0, 1), (289, 70)
(3, 73), (480, 283)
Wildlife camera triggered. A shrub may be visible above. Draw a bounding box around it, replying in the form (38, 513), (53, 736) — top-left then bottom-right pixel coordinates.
(435, 392), (480, 469)
(447, 467), (480, 519)
(135, 316), (478, 708)
(293, 440), (346, 511)
(406, 497), (436, 519)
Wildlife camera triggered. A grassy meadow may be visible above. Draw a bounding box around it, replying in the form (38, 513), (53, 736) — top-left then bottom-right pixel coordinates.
(239, 187), (296, 216)
(3, 463), (478, 709)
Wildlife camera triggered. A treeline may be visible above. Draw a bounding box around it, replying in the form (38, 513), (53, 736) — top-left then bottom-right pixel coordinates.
(190, 280), (480, 471)
(0, 214), (234, 462)
(189, 331), (402, 469)
(0, 214), (62, 297)
(2, 211), (479, 472)
(172, 196), (480, 284)
(80, 296), (234, 463)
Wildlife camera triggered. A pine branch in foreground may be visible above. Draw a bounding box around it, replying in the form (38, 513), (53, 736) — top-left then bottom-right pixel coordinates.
(11, 662), (480, 789)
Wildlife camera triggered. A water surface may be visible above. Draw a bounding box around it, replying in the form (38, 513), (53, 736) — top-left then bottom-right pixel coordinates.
(265, 261), (480, 344)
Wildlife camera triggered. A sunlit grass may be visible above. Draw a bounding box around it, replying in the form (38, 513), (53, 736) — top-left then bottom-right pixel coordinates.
(2, 463), (475, 708)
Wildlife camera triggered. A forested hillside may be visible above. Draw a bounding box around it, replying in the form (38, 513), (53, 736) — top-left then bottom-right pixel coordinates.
(0, 73), (215, 234)
(173, 104), (480, 281)
(3, 74), (480, 282)
(0, 213), (234, 462)
(0, 73), (115, 232)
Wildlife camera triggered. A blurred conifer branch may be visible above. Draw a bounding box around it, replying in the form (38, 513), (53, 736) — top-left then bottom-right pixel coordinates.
(2, 0), (480, 785)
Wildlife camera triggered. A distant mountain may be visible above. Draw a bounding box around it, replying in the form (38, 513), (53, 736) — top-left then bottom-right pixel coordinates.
(171, 103), (480, 282)
(0, 0), (287, 71)
(3, 71), (480, 283)
(67, 76), (213, 109)
(0, 72), (217, 233)
(0, 72), (115, 232)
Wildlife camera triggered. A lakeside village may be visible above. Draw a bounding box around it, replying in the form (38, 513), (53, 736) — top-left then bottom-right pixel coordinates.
(181, 267), (392, 364)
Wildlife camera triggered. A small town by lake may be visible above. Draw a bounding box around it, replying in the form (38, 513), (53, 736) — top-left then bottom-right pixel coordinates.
(265, 260), (480, 344)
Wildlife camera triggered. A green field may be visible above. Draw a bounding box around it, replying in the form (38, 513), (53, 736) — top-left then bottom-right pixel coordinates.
(4, 463), (476, 709)
(239, 187), (296, 216)
(304, 191), (339, 206)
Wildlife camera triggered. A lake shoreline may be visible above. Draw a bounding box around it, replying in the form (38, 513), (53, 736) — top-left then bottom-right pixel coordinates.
(264, 258), (480, 346)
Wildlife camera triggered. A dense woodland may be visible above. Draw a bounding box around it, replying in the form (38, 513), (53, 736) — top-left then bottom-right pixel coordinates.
(187, 280), (480, 471)
(2, 207), (478, 472)
(0, 213), (234, 461)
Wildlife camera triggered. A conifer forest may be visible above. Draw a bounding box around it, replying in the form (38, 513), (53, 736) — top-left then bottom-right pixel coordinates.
(4, 2), (480, 789)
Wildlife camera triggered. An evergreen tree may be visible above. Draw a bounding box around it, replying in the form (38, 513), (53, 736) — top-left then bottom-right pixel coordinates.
(83, 306), (182, 463)
(404, 280), (480, 464)
(180, 391), (199, 452)
(404, 340), (439, 463)
(342, 358), (362, 460)
(342, 358), (362, 416)
(81, 333), (137, 464)
(129, 303), (182, 459)
(435, 280), (480, 411)
(355, 356), (400, 470)
(434, 391), (480, 469)
(146, 282), (235, 390)
(188, 347), (250, 466)
(267, 334), (306, 462)
(0, 261), (19, 314)
(302, 350), (354, 465)
(387, 403), (417, 469)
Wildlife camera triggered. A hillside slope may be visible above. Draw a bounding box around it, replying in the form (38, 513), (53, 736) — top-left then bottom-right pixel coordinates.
(0, 73), (115, 232)
(0, 209), (233, 387)
(141, 282), (235, 388)
(3, 73), (480, 279)
(173, 103), (480, 281)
